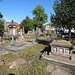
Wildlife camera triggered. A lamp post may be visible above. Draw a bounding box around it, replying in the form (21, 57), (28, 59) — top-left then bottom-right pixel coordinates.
(8, 20), (17, 43)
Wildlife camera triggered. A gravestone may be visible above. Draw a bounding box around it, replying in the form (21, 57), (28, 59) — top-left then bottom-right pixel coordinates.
(11, 42), (25, 47)
(50, 40), (73, 59)
(0, 37), (2, 42)
(18, 29), (24, 41)
(3, 30), (7, 36)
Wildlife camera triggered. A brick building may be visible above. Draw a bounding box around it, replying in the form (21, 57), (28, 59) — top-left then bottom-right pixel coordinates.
(6, 21), (20, 35)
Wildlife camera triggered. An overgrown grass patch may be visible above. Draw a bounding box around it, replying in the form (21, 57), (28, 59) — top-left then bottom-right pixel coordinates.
(0, 44), (50, 75)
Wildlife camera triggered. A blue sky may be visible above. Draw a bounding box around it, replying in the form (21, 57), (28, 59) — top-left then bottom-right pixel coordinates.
(0, 0), (55, 24)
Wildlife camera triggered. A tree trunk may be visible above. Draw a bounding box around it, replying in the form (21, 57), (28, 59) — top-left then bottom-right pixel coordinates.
(61, 30), (62, 39)
(69, 28), (71, 40)
(55, 28), (57, 34)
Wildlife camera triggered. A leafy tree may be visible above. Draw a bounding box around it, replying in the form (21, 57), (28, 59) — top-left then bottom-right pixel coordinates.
(20, 16), (34, 33)
(32, 5), (48, 29)
(0, 0), (2, 2)
(50, 0), (75, 37)
(0, 19), (4, 32)
(0, 12), (3, 18)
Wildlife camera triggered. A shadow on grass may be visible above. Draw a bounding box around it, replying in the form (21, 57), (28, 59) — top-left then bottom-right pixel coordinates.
(38, 39), (51, 45)
(40, 45), (51, 55)
(8, 73), (15, 75)
(72, 51), (75, 54)
(40, 45), (51, 59)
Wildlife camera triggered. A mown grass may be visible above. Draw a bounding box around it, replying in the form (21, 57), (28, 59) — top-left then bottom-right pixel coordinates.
(0, 44), (50, 75)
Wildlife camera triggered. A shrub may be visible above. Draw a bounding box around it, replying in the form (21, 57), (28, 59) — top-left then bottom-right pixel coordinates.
(40, 34), (44, 36)
(46, 30), (50, 36)
(51, 30), (54, 34)
(70, 69), (75, 75)
(70, 39), (75, 45)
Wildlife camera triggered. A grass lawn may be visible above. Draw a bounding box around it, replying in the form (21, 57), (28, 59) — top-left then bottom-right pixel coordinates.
(0, 44), (50, 75)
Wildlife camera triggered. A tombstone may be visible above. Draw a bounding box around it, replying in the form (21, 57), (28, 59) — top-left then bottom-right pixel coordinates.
(20, 29), (23, 36)
(32, 29), (35, 35)
(8, 20), (17, 44)
(18, 29), (24, 41)
(3, 30), (7, 36)
(0, 37), (2, 42)
(11, 42), (25, 47)
(44, 28), (46, 36)
(0, 33), (3, 44)
(50, 40), (73, 60)
(8, 20), (17, 36)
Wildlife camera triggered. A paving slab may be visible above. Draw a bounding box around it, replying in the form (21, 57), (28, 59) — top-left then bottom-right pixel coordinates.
(51, 66), (72, 75)
(46, 63), (72, 75)
(42, 54), (75, 68)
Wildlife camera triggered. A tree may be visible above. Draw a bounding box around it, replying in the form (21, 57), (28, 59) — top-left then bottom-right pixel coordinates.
(0, 19), (4, 32)
(0, 0), (2, 2)
(20, 16), (34, 33)
(0, 12), (4, 32)
(0, 12), (3, 18)
(32, 5), (48, 29)
(50, 0), (75, 38)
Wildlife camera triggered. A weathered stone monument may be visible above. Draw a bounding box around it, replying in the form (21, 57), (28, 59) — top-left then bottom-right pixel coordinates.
(0, 37), (2, 42)
(8, 20), (17, 44)
(18, 29), (24, 41)
(50, 40), (73, 60)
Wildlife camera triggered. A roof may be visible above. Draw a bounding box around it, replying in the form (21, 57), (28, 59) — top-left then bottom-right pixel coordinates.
(6, 22), (19, 26)
(50, 40), (73, 48)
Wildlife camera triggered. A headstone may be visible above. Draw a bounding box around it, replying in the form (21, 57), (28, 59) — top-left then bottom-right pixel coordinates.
(3, 30), (7, 36)
(11, 42), (25, 47)
(18, 29), (24, 41)
(50, 40), (73, 59)
(0, 37), (2, 42)
(0, 37), (1, 42)
(20, 29), (23, 36)
(33, 29), (35, 35)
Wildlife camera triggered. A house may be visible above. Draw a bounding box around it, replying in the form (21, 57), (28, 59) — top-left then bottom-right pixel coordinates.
(45, 24), (51, 31)
(45, 24), (55, 33)
(50, 40), (73, 59)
